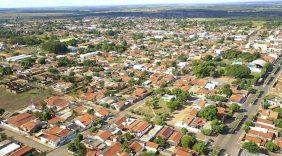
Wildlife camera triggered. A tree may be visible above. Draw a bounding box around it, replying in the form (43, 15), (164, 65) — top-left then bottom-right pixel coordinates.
(229, 103), (241, 113)
(219, 84), (232, 97)
(202, 55), (213, 61)
(265, 141), (279, 152)
(211, 119), (226, 134)
(83, 59), (96, 67)
(181, 128), (188, 135)
(199, 105), (218, 121)
(166, 99), (181, 112)
(181, 135), (197, 148)
(274, 119), (282, 128)
(67, 139), (86, 156)
(201, 128), (212, 136)
(42, 40), (68, 54)
(0, 66), (12, 75)
(225, 65), (251, 79)
(242, 142), (260, 154)
(0, 108), (5, 116)
(192, 141), (207, 155)
(154, 137), (166, 148)
(38, 57), (46, 64)
(48, 66), (59, 74)
(58, 57), (71, 67)
(21, 57), (36, 69)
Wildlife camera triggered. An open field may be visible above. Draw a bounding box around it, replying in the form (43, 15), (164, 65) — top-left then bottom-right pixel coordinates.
(135, 98), (170, 117)
(0, 86), (53, 112)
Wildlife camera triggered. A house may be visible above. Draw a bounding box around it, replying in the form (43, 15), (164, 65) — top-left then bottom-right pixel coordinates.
(156, 126), (174, 139)
(3, 113), (40, 134)
(95, 108), (110, 118)
(127, 120), (152, 137)
(94, 130), (112, 143)
(40, 126), (75, 147)
(6, 54), (32, 62)
(175, 147), (193, 156)
(140, 125), (163, 142)
(75, 114), (98, 129)
(145, 142), (159, 153)
(0, 143), (21, 156)
(162, 94), (176, 102)
(168, 131), (183, 146)
(204, 82), (218, 90)
(230, 94), (246, 104)
(101, 142), (122, 156)
(130, 141), (144, 154)
(10, 145), (33, 156)
(46, 96), (70, 111)
(112, 101), (127, 111)
(20, 119), (43, 133)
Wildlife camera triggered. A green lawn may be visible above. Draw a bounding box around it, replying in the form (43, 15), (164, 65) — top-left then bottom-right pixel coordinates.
(0, 86), (53, 112)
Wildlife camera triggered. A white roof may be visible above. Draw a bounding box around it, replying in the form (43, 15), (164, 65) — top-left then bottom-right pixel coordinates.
(6, 54), (32, 62)
(0, 143), (20, 155)
(250, 59), (266, 67)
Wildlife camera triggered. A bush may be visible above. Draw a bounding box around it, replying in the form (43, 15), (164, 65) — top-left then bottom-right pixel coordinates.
(242, 142), (260, 154)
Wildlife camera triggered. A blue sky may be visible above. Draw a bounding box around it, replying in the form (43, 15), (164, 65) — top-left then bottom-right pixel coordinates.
(0, 0), (275, 8)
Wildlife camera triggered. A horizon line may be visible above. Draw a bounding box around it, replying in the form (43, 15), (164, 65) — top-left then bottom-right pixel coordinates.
(0, 0), (279, 9)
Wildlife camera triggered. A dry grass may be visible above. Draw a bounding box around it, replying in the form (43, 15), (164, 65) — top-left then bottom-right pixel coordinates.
(0, 86), (53, 112)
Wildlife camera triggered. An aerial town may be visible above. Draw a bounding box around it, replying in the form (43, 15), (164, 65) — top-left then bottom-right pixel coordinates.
(0, 1), (281, 156)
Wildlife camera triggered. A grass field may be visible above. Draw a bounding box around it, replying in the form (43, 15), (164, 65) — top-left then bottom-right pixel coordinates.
(135, 98), (170, 117)
(0, 86), (53, 112)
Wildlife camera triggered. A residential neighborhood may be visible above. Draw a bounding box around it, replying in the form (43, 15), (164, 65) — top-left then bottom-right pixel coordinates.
(0, 1), (281, 156)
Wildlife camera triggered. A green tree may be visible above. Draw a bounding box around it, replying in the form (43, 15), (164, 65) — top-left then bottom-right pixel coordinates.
(242, 142), (260, 154)
(274, 119), (282, 128)
(154, 136), (166, 148)
(201, 128), (212, 136)
(181, 135), (197, 148)
(181, 128), (188, 135)
(199, 105), (218, 121)
(38, 57), (46, 64)
(192, 141), (207, 155)
(58, 57), (71, 67)
(225, 64), (251, 79)
(211, 119), (226, 134)
(21, 57), (36, 69)
(219, 84), (232, 97)
(42, 40), (68, 54)
(265, 141), (279, 152)
(229, 103), (241, 113)
(0, 66), (12, 75)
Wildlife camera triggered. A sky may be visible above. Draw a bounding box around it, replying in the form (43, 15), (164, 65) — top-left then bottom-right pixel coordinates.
(0, 0), (276, 8)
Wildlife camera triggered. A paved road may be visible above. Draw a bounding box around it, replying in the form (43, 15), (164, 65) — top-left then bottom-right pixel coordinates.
(47, 145), (70, 156)
(1, 127), (52, 152)
(213, 57), (282, 156)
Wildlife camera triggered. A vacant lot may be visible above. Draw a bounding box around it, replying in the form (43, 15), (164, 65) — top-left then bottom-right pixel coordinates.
(135, 98), (170, 117)
(0, 86), (53, 112)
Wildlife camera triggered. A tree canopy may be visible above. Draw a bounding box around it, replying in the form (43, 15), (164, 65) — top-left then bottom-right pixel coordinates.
(225, 64), (251, 79)
(42, 40), (68, 54)
(199, 105), (218, 121)
(242, 142), (261, 154)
